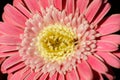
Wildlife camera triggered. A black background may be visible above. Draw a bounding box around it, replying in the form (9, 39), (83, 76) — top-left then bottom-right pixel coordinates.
(0, 0), (120, 80)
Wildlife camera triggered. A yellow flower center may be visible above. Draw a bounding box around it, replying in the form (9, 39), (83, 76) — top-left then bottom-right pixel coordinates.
(36, 24), (77, 63)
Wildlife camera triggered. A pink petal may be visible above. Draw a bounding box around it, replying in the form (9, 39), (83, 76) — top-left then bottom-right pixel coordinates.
(85, 0), (102, 22)
(24, 72), (37, 80)
(9, 71), (22, 80)
(0, 52), (18, 57)
(97, 52), (120, 68)
(53, 0), (63, 10)
(97, 24), (120, 35)
(0, 46), (18, 53)
(113, 52), (120, 58)
(20, 68), (31, 80)
(58, 73), (65, 80)
(38, 0), (49, 9)
(15, 3), (31, 18)
(39, 73), (49, 80)
(65, 0), (75, 14)
(66, 68), (79, 80)
(96, 40), (118, 51)
(104, 73), (114, 80)
(24, 0), (40, 13)
(101, 35), (120, 44)
(13, 0), (24, 6)
(1, 54), (22, 73)
(0, 58), (5, 64)
(77, 60), (93, 80)
(77, 0), (89, 13)
(93, 3), (111, 24)
(6, 62), (25, 73)
(4, 4), (27, 28)
(87, 55), (108, 73)
(0, 22), (23, 35)
(101, 14), (120, 25)
(0, 36), (21, 45)
(49, 72), (58, 80)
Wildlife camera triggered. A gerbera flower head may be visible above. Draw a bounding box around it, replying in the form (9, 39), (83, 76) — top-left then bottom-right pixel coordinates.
(0, 0), (120, 80)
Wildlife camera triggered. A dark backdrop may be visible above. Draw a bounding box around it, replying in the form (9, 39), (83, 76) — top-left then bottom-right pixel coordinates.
(0, 0), (120, 80)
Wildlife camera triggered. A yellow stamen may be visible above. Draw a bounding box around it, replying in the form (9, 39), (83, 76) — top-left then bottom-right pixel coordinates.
(36, 24), (77, 63)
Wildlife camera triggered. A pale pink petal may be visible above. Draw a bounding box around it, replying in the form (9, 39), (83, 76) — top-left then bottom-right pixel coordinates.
(39, 73), (49, 80)
(0, 46), (18, 53)
(49, 72), (58, 80)
(0, 36), (21, 45)
(58, 73), (65, 80)
(85, 0), (102, 22)
(66, 68), (79, 80)
(93, 3), (111, 24)
(8, 73), (13, 80)
(87, 55), (108, 73)
(20, 68), (31, 80)
(0, 58), (5, 64)
(15, 3), (31, 18)
(101, 14), (120, 25)
(0, 22), (23, 35)
(6, 62), (25, 73)
(97, 24), (120, 35)
(4, 4), (27, 28)
(23, 0), (40, 13)
(104, 73), (114, 80)
(65, 0), (75, 14)
(1, 54), (22, 73)
(77, 0), (89, 13)
(0, 52), (18, 57)
(77, 60), (93, 80)
(96, 40), (118, 51)
(24, 72), (37, 80)
(113, 52), (120, 58)
(13, 0), (24, 6)
(53, 0), (63, 10)
(38, 0), (49, 9)
(97, 52), (120, 68)
(9, 71), (22, 80)
(101, 35), (120, 44)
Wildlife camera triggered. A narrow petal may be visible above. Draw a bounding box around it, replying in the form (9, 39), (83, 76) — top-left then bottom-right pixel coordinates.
(57, 73), (65, 80)
(96, 40), (118, 51)
(53, 0), (63, 10)
(49, 72), (58, 80)
(85, 0), (102, 22)
(4, 4), (27, 28)
(77, 0), (89, 13)
(97, 52), (120, 68)
(101, 14), (120, 25)
(66, 68), (79, 80)
(39, 73), (49, 80)
(20, 68), (31, 80)
(13, 0), (24, 6)
(24, 72), (37, 80)
(87, 55), (108, 73)
(0, 46), (18, 53)
(101, 35), (120, 44)
(0, 52), (18, 57)
(113, 52), (120, 58)
(65, 0), (75, 14)
(9, 71), (22, 80)
(38, 0), (49, 9)
(0, 22), (23, 35)
(0, 58), (5, 64)
(97, 24), (120, 35)
(0, 36), (21, 45)
(1, 54), (22, 73)
(15, 3), (31, 18)
(77, 60), (93, 80)
(93, 3), (111, 24)
(6, 62), (25, 73)
(24, 0), (40, 13)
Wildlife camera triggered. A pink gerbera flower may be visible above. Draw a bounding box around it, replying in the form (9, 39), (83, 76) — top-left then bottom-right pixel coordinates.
(0, 0), (120, 80)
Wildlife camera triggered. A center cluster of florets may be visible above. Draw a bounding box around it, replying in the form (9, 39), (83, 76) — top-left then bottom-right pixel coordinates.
(36, 24), (77, 63)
